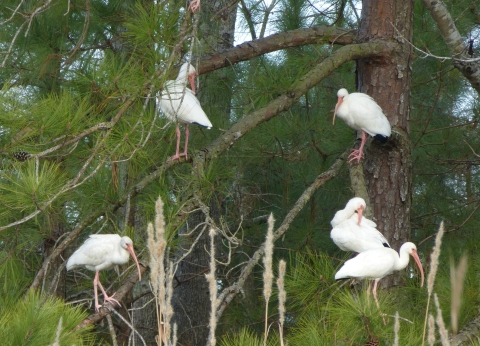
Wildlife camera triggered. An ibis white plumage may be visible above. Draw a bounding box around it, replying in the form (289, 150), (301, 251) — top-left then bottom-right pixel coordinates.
(333, 88), (391, 163)
(67, 234), (142, 312)
(330, 197), (390, 253)
(158, 63), (212, 162)
(335, 242), (424, 308)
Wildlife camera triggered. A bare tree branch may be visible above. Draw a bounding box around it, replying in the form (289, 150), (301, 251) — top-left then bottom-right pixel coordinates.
(420, 0), (480, 92)
(216, 150), (349, 319)
(197, 25), (357, 74)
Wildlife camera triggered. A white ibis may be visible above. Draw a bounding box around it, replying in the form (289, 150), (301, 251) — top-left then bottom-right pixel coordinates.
(67, 234), (142, 312)
(330, 197), (390, 253)
(335, 242), (424, 308)
(158, 63), (212, 162)
(333, 88), (391, 163)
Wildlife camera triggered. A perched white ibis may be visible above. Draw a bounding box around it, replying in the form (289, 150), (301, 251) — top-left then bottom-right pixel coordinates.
(158, 63), (212, 162)
(330, 197), (390, 253)
(335, 242), (424, 308)
(333, 88), (391, 163)
(67, 234), (142, 312)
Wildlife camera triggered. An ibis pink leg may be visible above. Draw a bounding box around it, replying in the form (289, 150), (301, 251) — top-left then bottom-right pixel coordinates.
(366, 281), (372, 297)
(372, 279), (387, 324)
(93, 271), (121, 311)
(168, 125), (188, 162)
(372, 279), (380, 309)
(188, 0), (200, 12)
(182, 125), (189, 159)
(348, 131), (368, 163)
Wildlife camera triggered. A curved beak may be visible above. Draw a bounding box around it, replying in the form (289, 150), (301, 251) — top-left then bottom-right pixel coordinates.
(126, 244), (142, 281)
(188, 72), (196, 93)
(333, 96), (343, 125)
(357, 205), (364, 226)
(411, 249), (424, 287)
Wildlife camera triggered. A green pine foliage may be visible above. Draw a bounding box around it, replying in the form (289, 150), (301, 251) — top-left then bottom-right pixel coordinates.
(0, 290), (94, 345)
(219, 327), (279, 346)
(0, 0), (479, 344)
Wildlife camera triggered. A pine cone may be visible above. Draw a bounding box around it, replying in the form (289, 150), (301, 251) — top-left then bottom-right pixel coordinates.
(12, 151), (31, 162)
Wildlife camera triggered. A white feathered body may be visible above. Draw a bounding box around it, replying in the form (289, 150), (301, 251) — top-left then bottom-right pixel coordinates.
(158, 81), (212, 128)
(158, 63), (212, 129)
(331, 214), (390, 253)
(66, 234), (132, 272)
(330, 197), (389, 252)
(334, 242), (416, 281)
(335, 91), (391, 139)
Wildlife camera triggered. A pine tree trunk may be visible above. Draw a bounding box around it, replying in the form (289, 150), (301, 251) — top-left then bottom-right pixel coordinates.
(357, 0), (414, 284)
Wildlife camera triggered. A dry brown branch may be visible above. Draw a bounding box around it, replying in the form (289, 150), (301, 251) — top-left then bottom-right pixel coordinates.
(198, 26), (357, 75)
(418, 204), (480, 247)
(420, 0), (480, 92)
(215, 149), (348, 319)
(63, 0), (90, 67)
(74, 264), (147, 330)
(1, 0), (26, 25)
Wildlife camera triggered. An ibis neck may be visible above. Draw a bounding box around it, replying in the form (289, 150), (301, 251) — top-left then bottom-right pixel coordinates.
(394, 247), (411, 271)
(331, 207), (355, 227)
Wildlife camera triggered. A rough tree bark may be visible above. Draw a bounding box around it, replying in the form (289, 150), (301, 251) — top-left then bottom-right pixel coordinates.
(357, 0), (414, 259)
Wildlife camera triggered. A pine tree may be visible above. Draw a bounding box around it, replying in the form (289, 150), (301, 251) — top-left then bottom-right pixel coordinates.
(1, 0), (480, 344)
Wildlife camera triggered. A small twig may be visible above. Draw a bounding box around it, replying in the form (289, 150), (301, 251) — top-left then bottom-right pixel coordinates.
(418, 204), (480, 247)
(1, 21), (27, 68)
(24, 0), (53, 37)
(259, 0), (278, 39)
(106, 314), (118, 346)
(110, 308), (146, 346)
(464, 139), (480, 158)
(0, 0), (26, 25)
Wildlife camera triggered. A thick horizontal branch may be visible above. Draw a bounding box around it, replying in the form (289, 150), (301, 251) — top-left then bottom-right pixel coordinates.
(197, 25), (356, 74)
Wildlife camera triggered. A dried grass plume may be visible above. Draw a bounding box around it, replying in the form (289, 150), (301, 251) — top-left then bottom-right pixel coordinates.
(277, 260), (287, 346)
(427, 314), (435, 346)
(147, 197), (172, 345)
(434, 293), (450, 346)
(206, 228), (219, 346)
(263, 213), (275, 346)
(450, 253), (468, 335)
